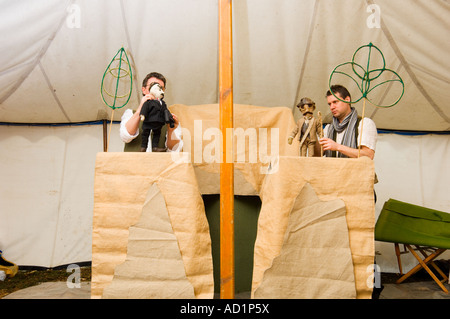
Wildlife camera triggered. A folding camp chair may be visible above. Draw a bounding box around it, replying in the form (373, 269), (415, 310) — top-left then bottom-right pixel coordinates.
(375, 199), (450, 293)
(0, 250), (18, 278)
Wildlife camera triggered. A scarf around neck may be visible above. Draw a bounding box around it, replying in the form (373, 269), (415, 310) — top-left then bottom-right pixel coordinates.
(325, 107), (358, 158)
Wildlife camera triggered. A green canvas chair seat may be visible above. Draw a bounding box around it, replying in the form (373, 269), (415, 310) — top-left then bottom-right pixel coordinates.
(375, 199), (450, 293)
(375, 199), (450, 249)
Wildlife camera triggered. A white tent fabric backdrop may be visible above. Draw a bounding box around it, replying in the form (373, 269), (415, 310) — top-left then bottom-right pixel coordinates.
(1, 0), (449, 129)
(373, 133), (450, 272)
(1, 124), (449, 271)
(0, 0), (449, 272)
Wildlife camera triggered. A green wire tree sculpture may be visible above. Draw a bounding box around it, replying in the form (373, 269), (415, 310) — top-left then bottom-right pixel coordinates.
(101, 47), (133, 151)
(329, 42), (404, 157)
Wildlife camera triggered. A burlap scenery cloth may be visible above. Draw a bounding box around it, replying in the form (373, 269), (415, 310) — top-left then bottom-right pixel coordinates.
(92, 104), (376, 299)
(91, 152), (214, 299)
(252, 156), (375, 299)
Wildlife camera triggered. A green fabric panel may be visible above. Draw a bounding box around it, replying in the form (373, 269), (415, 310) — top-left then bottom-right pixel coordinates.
(203, 195), (261, 295)
(375, 199), (450, 249)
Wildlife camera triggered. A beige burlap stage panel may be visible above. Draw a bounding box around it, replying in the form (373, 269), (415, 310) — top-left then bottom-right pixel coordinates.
(91, 152), (214, 299)
(91, 104), (375, 299)
(91, 154), (375, 299)
(252, 156), (375, 299)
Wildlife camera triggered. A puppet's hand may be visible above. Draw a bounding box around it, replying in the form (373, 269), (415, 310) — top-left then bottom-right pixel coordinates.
(288, 137), (293, 145)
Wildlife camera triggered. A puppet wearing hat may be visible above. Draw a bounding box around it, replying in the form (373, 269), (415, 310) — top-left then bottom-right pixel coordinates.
(288, 97), (323, 157)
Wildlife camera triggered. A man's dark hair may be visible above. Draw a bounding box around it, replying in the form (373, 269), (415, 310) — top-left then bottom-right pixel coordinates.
(326, 84), (351, 101)
(142, 72), (166, 88)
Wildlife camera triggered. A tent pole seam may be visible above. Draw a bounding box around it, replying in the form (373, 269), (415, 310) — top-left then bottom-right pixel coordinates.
(119, 0), (141, 105)
(0, 0), (74, 106)
(49, 134), (69, 268)
(292, 0), (320, 113)
(366, 0), (450, 125)
(39, 62), (71, 122)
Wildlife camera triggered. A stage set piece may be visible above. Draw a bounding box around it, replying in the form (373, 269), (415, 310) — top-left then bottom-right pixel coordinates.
(92, 104), (377, 299)
(375, 199), (450, 293)
(92, 152), (214, 299)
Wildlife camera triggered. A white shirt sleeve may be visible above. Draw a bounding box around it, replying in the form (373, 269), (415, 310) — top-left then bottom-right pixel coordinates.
(166, 125), (183, 152)
(358, 118), (377, 152)
(119, 109), (139, 143)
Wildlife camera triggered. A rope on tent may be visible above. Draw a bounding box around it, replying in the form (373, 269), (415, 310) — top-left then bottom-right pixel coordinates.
(100, 47), (133, 151)
(328, 43), (404, 157)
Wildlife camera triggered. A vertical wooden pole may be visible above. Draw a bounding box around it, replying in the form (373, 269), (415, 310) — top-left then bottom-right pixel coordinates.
(219, 0), (234, 299)
(103, 119), (108, 152)
(106, 109), (115, 152)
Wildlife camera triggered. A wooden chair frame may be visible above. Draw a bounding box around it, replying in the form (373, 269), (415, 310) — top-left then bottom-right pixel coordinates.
(394, 243), (448, 293)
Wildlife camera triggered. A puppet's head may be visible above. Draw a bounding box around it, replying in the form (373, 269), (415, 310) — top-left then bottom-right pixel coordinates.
(149, 82), (165, 100)
(297, 97), (315, 116)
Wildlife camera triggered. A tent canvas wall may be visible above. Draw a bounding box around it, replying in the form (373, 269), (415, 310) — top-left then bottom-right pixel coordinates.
(1, 0), (449, 275)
